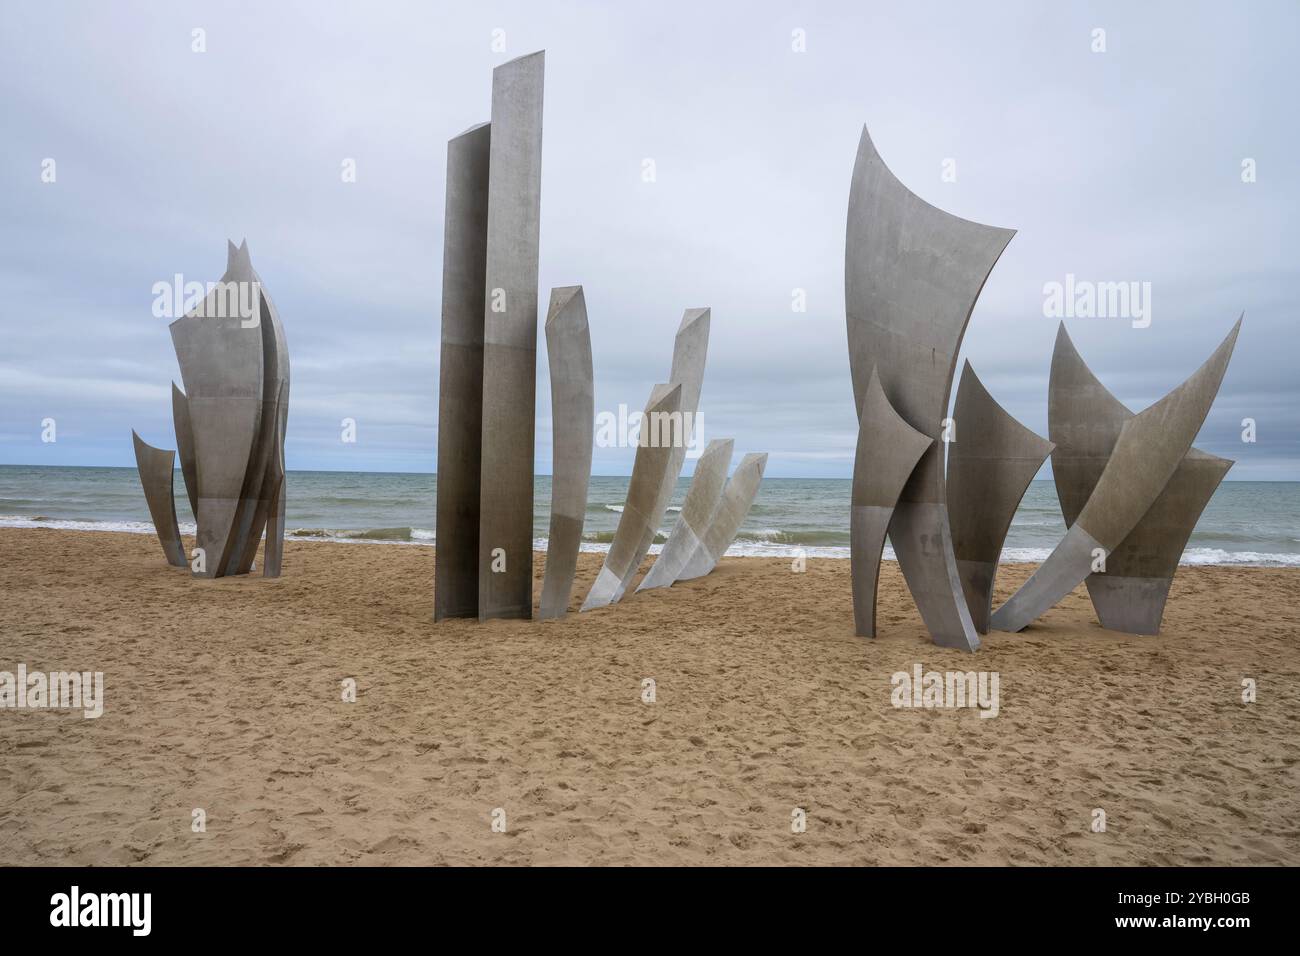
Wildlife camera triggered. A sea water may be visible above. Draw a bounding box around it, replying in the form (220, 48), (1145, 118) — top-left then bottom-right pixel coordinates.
(0, 465), (1297, 566)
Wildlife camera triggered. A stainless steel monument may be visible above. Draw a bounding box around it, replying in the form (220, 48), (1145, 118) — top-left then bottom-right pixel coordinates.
(433, 52), (545, 621)
(637, 437), (734, 592)
(478, 51), (546, 621)
(675, 452), (769, 581)
(946, 361), (1054, 634)
(538, 286), (594, 619)
(845, 124), (1239, 647)
(134, 239), (290, 578)
(991, 318), (1241, 632)
(846, 126), (1015, 651)
(434, 122), (491, 621)
(1019, 323), (1238, 635)
(583, 308), (710, 605)
(131, 431), (186, 569)
(850, 368), (933, 638)
(581, 384), (684, 610)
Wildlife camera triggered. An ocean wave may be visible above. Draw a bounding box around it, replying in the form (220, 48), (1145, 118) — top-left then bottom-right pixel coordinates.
(719, 541), (856, 559)
(999, 547), (1053, 563)
(0, 514), (197, 535)
(1188, 529), (1299, 546)
(732, 528), (850, 546)
(583, 528), (670, 544)
(289, 526), (417, 543)
(309, 496), (394, 506)
(4, 514), (1300, 566)
(1180, 547), (1300, 567)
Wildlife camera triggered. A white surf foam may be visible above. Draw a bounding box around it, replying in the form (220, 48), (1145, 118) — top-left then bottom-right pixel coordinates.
(4, 515), (1299, 566)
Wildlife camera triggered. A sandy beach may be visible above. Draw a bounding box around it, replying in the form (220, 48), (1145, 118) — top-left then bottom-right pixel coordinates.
(1, 526), (1297, 866)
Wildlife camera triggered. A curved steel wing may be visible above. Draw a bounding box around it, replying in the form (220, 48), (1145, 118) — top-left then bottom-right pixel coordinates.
(946, 361), (1053, 633)
(581, 384), (683, 610)
(677, 452), (768, 581)
(851, 368), (933, 638)
(613, 307), (710, 601)
(131, 430), (186, 568)
(638, 437), (734, 592)
(992, 317), (1242, 631)
(171, 382), (198, 521)
(846, 125), (1016, 650)
(1046, 323), (1233, 634)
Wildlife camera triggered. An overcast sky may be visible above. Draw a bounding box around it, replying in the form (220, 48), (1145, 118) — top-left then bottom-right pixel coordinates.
(1, 0), (1295, 479)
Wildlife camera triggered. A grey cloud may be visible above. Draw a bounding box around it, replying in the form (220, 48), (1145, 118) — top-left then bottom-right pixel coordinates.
(1, 0), (1295, 479)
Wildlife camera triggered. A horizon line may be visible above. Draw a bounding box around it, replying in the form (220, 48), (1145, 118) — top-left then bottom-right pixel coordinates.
(0, 462), (1294, 483)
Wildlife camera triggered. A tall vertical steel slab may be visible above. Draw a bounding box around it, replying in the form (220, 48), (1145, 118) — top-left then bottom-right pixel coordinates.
(946, 361), (1054, 634)
(538, 286), (594, 620)
(637, 437), (734, 592)
(677, 452), (768, 581)
(478, 50), (545, 621)
(612, 308), (710, 601)
(581, 384), (683, 610)
(850, 368), (934, 638)
(434, 121), (491, 620)
(991, 318), (1242, 632)
(131, 431), (187, 568)
(1046, 323), (1232, 634)
(846, 126), (1016, 651)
